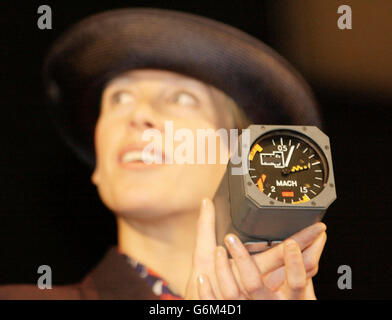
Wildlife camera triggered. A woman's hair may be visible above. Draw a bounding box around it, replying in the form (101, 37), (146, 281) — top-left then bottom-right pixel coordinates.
(227, 96), (252, 131)
(208, 84), (251, 132)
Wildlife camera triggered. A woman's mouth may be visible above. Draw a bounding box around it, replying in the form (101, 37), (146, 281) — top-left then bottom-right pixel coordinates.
(118, 148), (166, 170)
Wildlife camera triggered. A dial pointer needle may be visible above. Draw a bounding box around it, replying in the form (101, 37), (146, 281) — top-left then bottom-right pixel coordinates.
(285, 145), (295, 168)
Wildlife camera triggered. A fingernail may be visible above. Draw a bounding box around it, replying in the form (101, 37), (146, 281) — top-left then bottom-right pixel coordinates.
(314, 222), (326, 233)
(198, 274), (204, 284)
(201, 198), (208, 208)
(216, 246), (225, 257)
(225, 234), (237, 247)
(285, 239), (297, 249)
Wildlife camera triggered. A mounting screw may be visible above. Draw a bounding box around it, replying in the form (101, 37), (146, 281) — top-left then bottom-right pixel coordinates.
(329, 183), (334, 188)
(302, 126), (307, 131)
(325, 145), (330, 150)
(311, 201), (316, 206)
(247, 182), (252, 186)
(269, 201), (274, 205)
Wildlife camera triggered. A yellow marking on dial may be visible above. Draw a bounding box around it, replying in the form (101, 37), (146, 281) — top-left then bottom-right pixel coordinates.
(292, 194), (310, 204)
(291, 165), (309, 172)
(256, 174), (267, 192)
(249, 144), (263, 161)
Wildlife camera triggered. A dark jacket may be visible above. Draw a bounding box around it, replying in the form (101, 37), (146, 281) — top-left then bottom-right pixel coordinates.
(0, 247), (158, 299)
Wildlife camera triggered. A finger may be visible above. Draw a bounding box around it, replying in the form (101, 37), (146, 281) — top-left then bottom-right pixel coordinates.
(197, 274), (217, 300)
(192, 198), (223, 299)
(302, 231), (327, 277)
(253, 222), (326, 275)
(304, 279), (317, 300)
(263, 232), (327, 291)
(214, 246), (243, 299)
(224, 233), (270, 299)
(284, 239), (307, 299)
(291, 222), (327, 251)
(193, 198), (217, 270)
(229, 259), (248, 296)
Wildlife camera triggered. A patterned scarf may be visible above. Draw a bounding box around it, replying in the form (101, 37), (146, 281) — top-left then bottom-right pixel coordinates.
(125, 255), (183, 300)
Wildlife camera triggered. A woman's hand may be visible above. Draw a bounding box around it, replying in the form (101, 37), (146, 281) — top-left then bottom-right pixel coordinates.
(184, 198), (327, 300)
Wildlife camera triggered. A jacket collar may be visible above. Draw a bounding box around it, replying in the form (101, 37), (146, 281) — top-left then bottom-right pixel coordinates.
(85, 246), (158, 300)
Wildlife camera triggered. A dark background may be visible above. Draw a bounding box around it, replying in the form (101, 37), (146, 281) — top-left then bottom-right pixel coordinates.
(0, 0), (391, 299)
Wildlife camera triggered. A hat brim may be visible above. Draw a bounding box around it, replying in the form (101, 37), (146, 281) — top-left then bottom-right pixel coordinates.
(43, 8), (322, 167)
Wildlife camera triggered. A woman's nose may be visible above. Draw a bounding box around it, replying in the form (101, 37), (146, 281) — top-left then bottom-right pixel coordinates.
(127, 103), (159, 131)
(129, 118), (154, 129)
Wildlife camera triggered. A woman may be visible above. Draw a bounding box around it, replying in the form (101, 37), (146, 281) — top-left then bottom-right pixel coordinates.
(93, 68), (326, 299)
(0, 8), (326, 299)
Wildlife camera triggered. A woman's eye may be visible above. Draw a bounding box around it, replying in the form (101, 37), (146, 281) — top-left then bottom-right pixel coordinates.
(111, 91), (135, 105)
(173, 92), (198, 106)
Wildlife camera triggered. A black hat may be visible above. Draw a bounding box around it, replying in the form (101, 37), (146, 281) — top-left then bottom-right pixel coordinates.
(43, 8), (322, 167)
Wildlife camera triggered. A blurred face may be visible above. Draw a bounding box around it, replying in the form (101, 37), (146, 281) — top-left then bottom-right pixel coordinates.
(92, 69), (234, 220)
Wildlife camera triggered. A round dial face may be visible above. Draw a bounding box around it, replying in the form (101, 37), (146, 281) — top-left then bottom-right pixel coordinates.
(248, 130), (328, 204)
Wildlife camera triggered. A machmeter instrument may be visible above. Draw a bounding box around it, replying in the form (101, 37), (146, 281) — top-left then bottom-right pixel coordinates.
(214, 125), (336, 253)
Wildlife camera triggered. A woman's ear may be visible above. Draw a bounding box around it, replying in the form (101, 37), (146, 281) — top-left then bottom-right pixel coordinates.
(91, 168), (99, 185)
